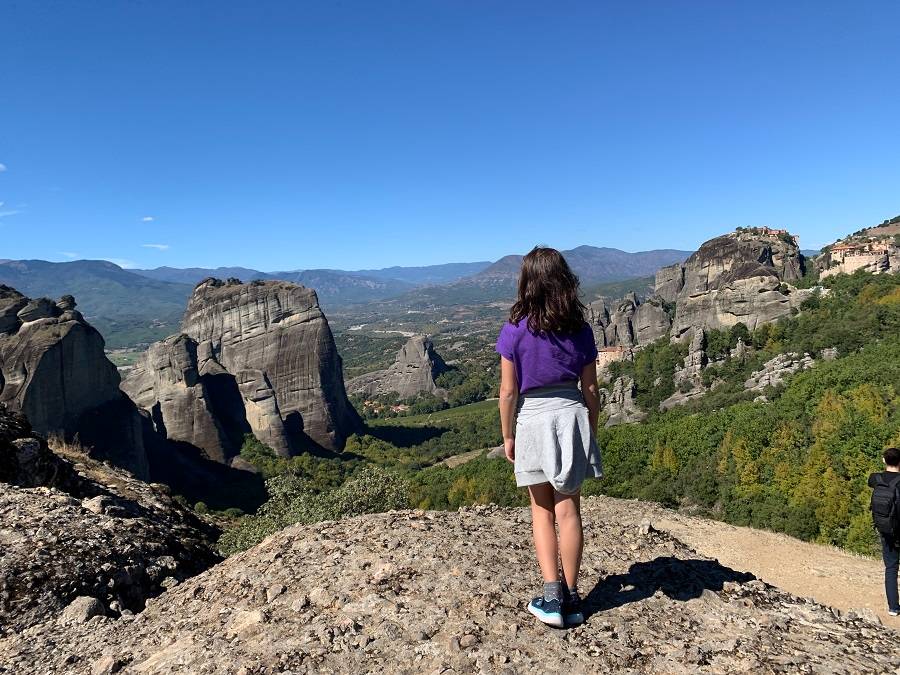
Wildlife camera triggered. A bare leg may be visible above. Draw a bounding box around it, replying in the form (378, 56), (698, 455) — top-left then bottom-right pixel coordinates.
(528, 483), (559, 583)
(555, 491), (583, 590)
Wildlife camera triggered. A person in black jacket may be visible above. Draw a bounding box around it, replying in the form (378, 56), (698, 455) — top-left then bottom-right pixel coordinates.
(869, 447), (900, 616)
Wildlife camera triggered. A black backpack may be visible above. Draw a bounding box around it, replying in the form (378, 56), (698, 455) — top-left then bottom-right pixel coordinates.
(870, 473), (900, 537)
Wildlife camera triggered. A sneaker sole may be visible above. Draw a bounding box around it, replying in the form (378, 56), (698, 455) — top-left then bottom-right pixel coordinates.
(565, 612), (584, 626)
(528, 603), (565, 628)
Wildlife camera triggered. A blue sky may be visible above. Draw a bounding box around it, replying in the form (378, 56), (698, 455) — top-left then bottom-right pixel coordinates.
(1, 1), (898, 271)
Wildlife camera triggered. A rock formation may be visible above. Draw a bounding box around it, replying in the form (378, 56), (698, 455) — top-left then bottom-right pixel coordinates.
(0, 405), (218, 636)
(599, 376), (647, 427)
(589, 295), (671, 348)
(1, 498), (895, 674)
(664, 230), (811, 340)
(124, 279), (360, 462)
(0, 286), (149, 478)
(123, 334), (250, 465)
(660, 330), (709, 410)
(654, 262), (686, 303)
(744, 352), (816, 392)
(346, 335), (447, 399)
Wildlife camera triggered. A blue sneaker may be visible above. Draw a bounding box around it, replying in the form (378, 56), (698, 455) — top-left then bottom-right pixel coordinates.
(563, 589), (584, 626)
(527, 596), (564, 628)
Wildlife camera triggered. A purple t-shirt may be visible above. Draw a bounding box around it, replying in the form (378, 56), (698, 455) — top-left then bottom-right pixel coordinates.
(495, 319), (598, 394)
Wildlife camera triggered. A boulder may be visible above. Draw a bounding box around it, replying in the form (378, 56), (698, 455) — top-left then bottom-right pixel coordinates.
(60, 596), (105, 624)
(16, 298), (58, 323)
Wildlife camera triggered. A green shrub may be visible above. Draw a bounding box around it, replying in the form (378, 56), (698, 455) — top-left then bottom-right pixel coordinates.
(218, 466), (410, 556)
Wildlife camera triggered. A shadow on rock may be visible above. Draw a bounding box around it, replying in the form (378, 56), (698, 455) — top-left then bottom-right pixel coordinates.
(584, 556), (755, 618)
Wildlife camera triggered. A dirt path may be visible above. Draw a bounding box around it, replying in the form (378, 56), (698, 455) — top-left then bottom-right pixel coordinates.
(646, 506), (895, 625)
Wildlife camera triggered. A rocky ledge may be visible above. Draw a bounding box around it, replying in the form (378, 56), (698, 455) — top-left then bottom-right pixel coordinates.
(0, 406), (219, 636)
(1, 497), (895, 674)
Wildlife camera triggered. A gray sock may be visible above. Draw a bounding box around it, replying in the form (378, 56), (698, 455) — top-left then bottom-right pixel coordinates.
(563, 583), (579, 600)
(543, 581), (563, 603)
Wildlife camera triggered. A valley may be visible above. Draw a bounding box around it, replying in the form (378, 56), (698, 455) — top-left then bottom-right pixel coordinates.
(3, 217), (900, 673)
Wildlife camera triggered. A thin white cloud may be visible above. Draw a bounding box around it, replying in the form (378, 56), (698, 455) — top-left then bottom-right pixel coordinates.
(141, 243), (170, 251)
(0, 163), (7, 172)
(59, 251), (80, 259)
(102, 258), (137, 269)
(0, 210), (21, 219)
(142, 216), (154, 222)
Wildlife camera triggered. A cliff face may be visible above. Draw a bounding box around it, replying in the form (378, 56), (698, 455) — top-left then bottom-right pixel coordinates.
(666, 231), (809, 340)
(123, 334), (249, 464)
(0, 404), (218, 636)
(2, 498), (894, 674)
(124, 279), (360, 462)
(346, 334), (447, 399)
(589, 294), (670, 348)
(0, 286), (148, 478)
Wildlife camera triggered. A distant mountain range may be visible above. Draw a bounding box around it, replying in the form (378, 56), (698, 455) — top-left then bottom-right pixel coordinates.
(131, 261), (492, 289)
(0, 246), (690, 348)
(326, 246), (691, 310)
(465, 246), (691, 288)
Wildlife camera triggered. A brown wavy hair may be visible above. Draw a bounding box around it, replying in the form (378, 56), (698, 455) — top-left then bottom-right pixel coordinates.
(509, 246), (587, 334)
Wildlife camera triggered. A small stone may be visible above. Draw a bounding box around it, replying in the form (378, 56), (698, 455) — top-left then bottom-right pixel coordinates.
(61, 596), (104, 624)
(229, 609), (268, 634)
(309, 587), (334, 607)
(459, 634), (479, 649)
(290, 594), (310, 611)
(91, 655), (125, 675)
(266, 584), (286, 603)
(638, 518), (653, 536)
(82, 496), (107, 515)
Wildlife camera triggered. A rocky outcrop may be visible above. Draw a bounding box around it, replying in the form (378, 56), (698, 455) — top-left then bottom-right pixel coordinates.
(2, 498), (896, 674)
(346, 335), (448, 399)
(123, 334), (250, 465)
(660, 330), (709, 410)
(0, 405), (218, 636)
(744, 353), (815, 392)
(670, 269), (811, 340)
(123, 279), (360, 461)
(680, 229), (804, 294)
(0, 286), (149, 478)
(654, 262), (685, 303)
(599, 376), (647, 427)
(589, 295), (671, 348)
(662, 230), (811, 340)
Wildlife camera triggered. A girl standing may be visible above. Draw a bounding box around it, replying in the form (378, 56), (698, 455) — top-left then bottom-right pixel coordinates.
(496, 247), (603, 628)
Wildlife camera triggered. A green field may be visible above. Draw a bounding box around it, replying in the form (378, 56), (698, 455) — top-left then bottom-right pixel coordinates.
(367, 398), (498, 427)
